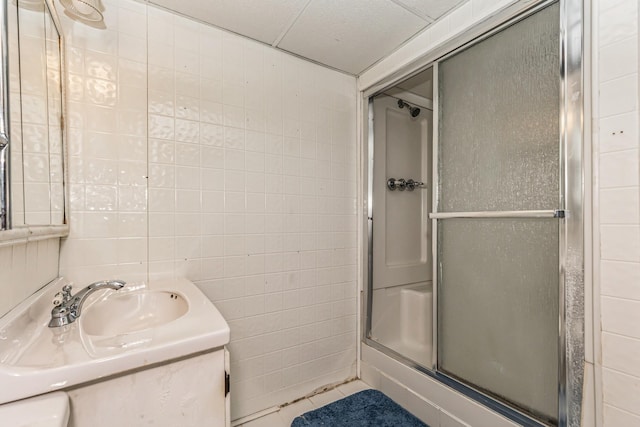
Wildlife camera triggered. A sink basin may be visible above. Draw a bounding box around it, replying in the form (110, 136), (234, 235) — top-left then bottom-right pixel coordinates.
(0, 277), (229, 405)
(81, 290), (188, 336)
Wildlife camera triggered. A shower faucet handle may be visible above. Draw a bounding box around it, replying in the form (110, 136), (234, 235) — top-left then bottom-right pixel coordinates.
(387, 178), (406, 191)
(406, 179), (425, 191)
(387, 178), (425, 191)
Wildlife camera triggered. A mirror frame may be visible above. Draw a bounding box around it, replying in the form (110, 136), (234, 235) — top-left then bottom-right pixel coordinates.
(0, 0), (69, 244)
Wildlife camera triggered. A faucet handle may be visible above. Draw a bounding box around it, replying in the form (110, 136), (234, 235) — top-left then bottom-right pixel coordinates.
(53, 285), (73, 306)
(62, 285), (73, 300)
(52, 293), (63, 306)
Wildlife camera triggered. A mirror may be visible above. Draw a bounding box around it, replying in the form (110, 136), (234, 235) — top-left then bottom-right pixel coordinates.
(2, 0), (65, 231)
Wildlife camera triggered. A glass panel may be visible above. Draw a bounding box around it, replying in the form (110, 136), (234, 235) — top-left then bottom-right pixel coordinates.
(438, 3), (560, 212)
(438, 218), (559, 423)
(436, 3), (561, 424)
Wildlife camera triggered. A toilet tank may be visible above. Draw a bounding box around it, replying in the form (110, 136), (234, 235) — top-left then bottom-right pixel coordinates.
(0, 391), (69, 427)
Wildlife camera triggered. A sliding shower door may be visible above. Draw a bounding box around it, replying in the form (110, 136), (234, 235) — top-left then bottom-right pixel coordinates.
(434, 2), (561, 424)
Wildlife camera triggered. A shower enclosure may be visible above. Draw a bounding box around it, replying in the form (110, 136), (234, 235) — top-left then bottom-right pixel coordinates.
(363, 1), (584, 426)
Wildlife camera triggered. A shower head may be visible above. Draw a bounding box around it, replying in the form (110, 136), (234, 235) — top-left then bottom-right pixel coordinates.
(397, 99), (421, 118)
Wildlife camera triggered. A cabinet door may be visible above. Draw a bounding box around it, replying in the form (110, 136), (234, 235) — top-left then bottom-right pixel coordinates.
(67, 350), (228, 426)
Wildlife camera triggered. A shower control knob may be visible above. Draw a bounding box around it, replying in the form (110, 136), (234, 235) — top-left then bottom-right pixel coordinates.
(387, 178), (410, 191)
(406, 179), (425, 191)
(387, 178), (397, 191)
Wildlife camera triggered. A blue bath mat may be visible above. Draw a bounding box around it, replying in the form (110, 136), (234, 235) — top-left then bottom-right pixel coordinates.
(291, 389), (427, 426)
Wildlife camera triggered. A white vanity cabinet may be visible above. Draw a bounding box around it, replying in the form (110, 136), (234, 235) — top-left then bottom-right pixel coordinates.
(0, 277), (230, 426)
(66, 348), (230, 427)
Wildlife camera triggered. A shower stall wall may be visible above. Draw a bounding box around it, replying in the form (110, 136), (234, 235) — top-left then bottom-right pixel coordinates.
(369, 91), (433, 368)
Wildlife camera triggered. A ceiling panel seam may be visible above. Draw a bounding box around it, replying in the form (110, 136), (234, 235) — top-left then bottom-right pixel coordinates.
(388, 0), (436, 22)
(272, 0), (315, 47)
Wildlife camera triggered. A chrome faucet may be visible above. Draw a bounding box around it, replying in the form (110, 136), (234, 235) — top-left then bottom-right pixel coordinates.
(48, 280), (126, 328)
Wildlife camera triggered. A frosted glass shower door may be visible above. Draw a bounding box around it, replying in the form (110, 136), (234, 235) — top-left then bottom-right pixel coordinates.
(435, 2), (561, 424)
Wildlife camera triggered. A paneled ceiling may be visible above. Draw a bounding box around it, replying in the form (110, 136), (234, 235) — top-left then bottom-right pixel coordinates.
(147, 0), (467, 75)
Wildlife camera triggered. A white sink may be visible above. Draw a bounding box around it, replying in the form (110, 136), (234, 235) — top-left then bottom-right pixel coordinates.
(0, 278), (229, 404)
(0, 392), (69, 427)
(82, 290), (188, 336)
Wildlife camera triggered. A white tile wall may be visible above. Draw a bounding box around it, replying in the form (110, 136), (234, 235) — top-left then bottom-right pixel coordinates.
(0, 238), (60, 318)
(60, 0), (149, 284)
(57, 0), (357, 421)
(594, 0), (640, 425)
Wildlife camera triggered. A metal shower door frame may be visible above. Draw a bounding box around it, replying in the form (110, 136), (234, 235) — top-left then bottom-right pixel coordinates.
(430, 0), (584, 424)
(0, 0), (11, 230)
(363, 0), (585, 426)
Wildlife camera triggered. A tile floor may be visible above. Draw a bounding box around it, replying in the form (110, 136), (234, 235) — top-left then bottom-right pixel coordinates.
(237, 380), (372, 427)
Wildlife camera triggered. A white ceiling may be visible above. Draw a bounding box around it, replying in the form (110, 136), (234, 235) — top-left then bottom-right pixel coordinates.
(147, 0), (467, 75)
